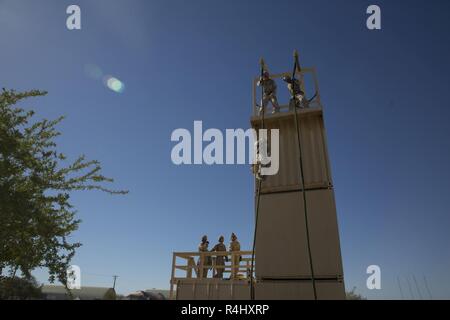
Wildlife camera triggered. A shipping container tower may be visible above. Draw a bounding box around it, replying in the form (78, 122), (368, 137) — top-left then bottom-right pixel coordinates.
(250, 66), (345, 299)
(170, 64), (345, 300)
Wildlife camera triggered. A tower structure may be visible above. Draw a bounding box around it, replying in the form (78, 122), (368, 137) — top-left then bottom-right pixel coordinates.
(170, 64), (345, 300)
(250, 66), (345, 299)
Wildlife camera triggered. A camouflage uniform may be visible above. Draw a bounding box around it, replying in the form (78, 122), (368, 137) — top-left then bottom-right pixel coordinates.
(211, 237), (227, 279)
(284, 76), (308, 110)
(252, 139), (268, 181)
(257, 74), (280, 114)
(229, 233), (241, 279)
(197, 237), (211, 278)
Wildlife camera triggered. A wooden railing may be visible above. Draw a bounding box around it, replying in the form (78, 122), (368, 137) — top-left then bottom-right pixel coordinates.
(169, 250), (254, 299)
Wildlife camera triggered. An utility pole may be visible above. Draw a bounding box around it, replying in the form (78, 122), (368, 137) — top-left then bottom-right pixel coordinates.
(112, 275), (119, 289)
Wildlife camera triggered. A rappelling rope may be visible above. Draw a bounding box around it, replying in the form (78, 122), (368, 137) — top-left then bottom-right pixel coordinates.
(250, 53), (318, 300)
(250, 57), (266, 300)
(292, 49), (317, 300)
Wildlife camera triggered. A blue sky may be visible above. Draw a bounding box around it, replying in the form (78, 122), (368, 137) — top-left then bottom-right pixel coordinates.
(1, 0), (450, 299)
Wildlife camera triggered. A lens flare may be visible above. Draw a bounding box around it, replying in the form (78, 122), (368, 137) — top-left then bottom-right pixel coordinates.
(104, 75), (125, 93)
(84, 64), (126, 94)
(84, 64), (103, 80)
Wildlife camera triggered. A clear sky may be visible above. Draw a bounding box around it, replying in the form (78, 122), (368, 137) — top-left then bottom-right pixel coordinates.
(1, 0), (450, 299)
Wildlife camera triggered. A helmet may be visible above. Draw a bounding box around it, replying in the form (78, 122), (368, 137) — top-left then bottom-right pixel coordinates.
(282, 75), (292, 82)
(262, 71), (270, 78)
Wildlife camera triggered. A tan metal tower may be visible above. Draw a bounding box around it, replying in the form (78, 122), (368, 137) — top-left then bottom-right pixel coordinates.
(170, 65), (345, 300)
(250, 67), (345, 299)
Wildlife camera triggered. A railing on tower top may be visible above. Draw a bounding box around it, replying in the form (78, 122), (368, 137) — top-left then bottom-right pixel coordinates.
(169, 250), (254, 299)
(252, 67), (323, 117)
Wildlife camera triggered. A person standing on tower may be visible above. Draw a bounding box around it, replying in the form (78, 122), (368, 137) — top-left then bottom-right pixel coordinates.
(257, 71), (280, 114)
(282, 75), (309, 110)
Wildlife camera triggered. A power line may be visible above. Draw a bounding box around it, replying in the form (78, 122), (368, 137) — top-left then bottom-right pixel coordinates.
(423, 275), (433, 300)
(405, 275), (415, 300)
(397, 276), (404, 300)
(82, 272), (120, 289)
(83, 272), (118, 278)
(412, 275), (423, 300)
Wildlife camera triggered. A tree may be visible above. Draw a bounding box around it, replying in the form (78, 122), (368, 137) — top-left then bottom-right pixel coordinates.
(0, 276), (43, 300)
(346, 287), (366, 300)
(0, 89), (127, 288)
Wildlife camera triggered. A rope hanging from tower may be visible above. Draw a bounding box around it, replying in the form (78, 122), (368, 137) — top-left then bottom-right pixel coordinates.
(292, 49), (317, 300)
(250, 57), (266, 300)
(250, 52), (318, 300)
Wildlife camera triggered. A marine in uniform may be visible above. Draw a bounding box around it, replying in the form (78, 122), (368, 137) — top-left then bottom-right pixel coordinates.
(257, 71), (280, 114)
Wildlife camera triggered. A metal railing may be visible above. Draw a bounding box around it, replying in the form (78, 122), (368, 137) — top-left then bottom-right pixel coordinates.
(169, 250), (254, 299)
(252, 67), (323, 117)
